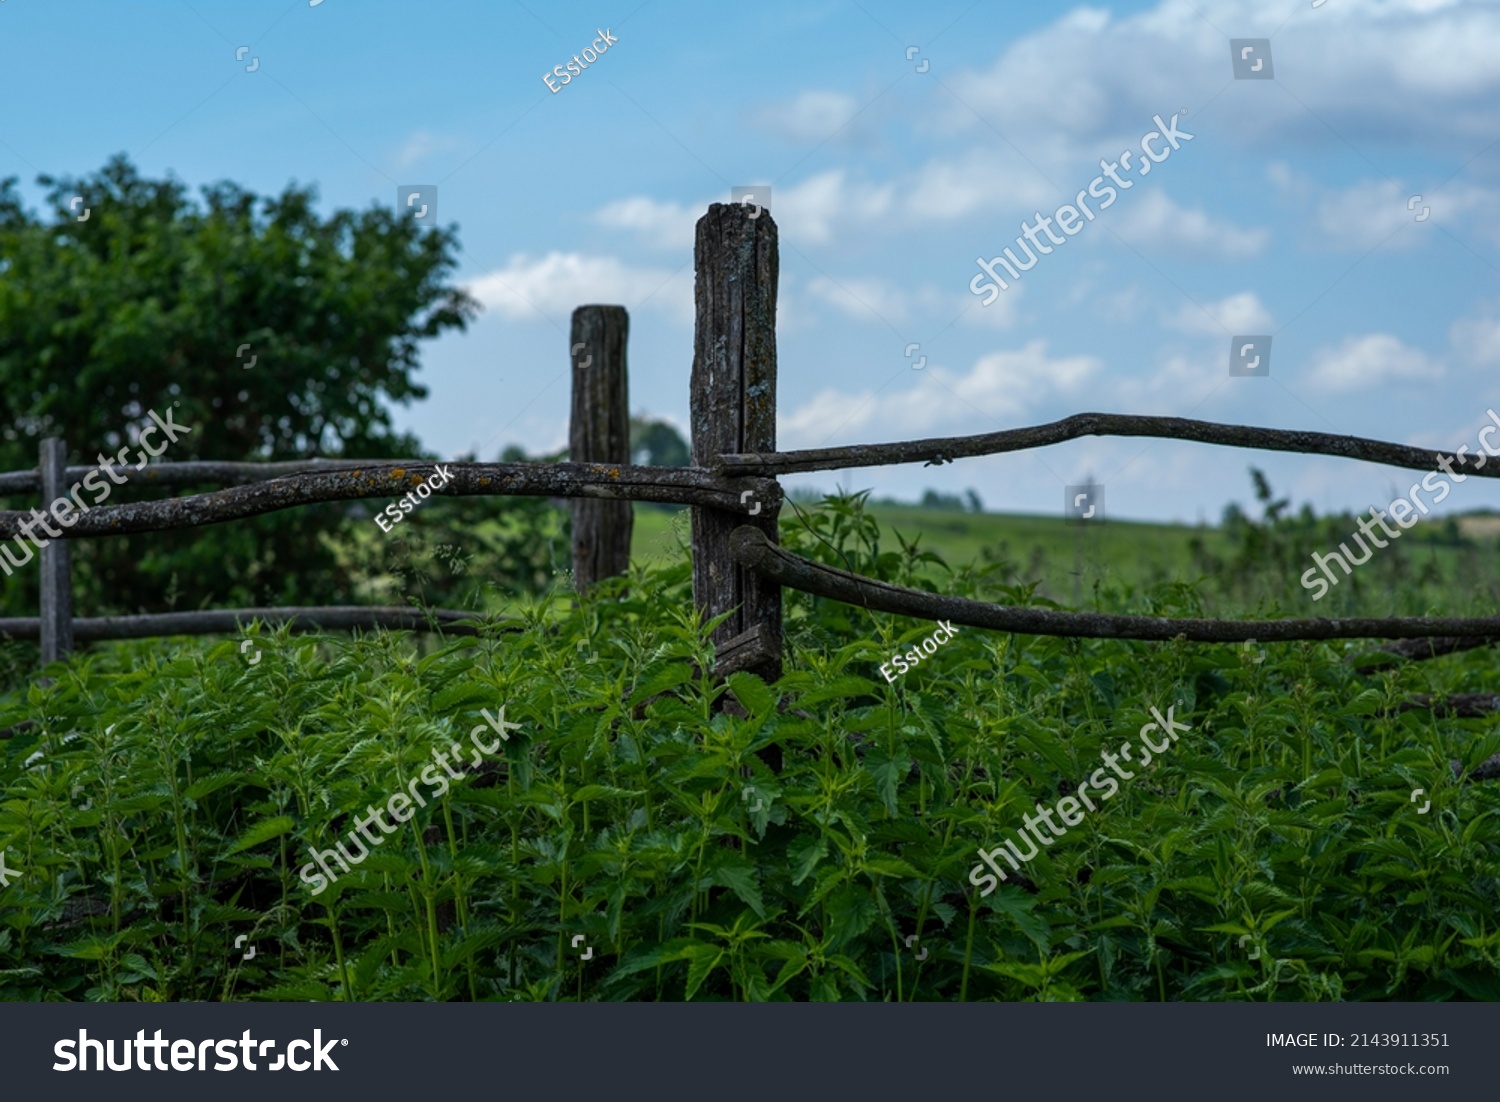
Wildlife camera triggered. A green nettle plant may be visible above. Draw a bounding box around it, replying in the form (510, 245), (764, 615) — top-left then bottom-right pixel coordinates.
(1, 494), (1498, 1001)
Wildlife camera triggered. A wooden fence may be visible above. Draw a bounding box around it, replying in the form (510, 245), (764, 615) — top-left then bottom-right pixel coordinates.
(5, 201), (1500, 708)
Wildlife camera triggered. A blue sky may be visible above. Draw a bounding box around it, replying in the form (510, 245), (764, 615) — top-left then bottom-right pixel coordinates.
(4, 0), (1499, 524)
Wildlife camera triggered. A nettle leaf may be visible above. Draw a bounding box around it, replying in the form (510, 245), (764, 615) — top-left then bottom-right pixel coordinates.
(627, 663), (696, 708)
(225, 815), (296, 855)
(683, 943), (726, 1001)
(712, 858), (766, 919)
(431, 681), (495, 714)
(609, 937), (703, 980)
(725, 672), (777, 718)
(56, 933), (127, 961)
(797, 676), (881, 709)
(824, 885), (878, 947)
(1089, 672), (1117, 709)
(984, 960), (1046, 988)
(864, 751), (910, 817)
(1461, 729), (1500, 773)
(788, 835), (828, 887)
(183, 771), (241, 801)
(987, 887), (1051, 955)
(571, 784), (646, 803)
(860, 856), (920, 880)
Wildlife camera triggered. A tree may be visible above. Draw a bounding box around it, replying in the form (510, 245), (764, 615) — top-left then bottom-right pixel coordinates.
(920, 488), (965, 511)
(0, 155), (478, 615)
(629, 415), (689, 468)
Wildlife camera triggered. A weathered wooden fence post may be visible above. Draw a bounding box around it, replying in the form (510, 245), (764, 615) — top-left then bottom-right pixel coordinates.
(569, 305), (633, 592)
(690, 203), (782, 682)
(38, 437), (73, 664)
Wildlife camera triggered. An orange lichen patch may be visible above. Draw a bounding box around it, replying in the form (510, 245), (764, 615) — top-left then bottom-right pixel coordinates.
(478, 477), (492, 485)
(609, 468), (620, 479)
(390, 468), (406, 478)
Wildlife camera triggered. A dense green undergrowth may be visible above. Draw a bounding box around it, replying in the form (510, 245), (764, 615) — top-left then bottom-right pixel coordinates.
(1, 495), (1499, 1001)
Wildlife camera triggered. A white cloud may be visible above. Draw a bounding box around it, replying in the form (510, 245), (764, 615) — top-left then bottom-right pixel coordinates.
(805, 276), (909, 324)
(941, 0), (1500, 151)
(751, 90), (864, 144)
(465, 252), (693, 325)
(1107, 353), (1214, 408)
(1311, 177), (1499, 250)
(1110, 191), (1269, 259)
(1166, 291), (1274, 337)
(1306, 333), (1442, 392)
(778, 340), (1102, 447)
(394, 130), (464, 170)
(776, 170), (895, 244)
(592, 196), (699, 250)
(802, 276), (1023, 330)
(780, 387), (879, 445)
(591, 170), (894, 252)
(957, 282), (1024, 329)
(904, 149), (1057, 223)
(1450, 305), (1500, 365)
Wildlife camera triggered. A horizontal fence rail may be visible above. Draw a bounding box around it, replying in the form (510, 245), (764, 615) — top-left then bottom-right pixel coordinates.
(729, 526), (1500, 644)
(0, 457), (414, 495)
(714, 411), (1500, 478)
(0, 606), (492, 642)
(0, 461), (778, 540)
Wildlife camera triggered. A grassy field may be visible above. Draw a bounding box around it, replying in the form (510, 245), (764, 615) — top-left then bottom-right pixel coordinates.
(631, 499), (1499, 618)
(633, 501), (1223, 575)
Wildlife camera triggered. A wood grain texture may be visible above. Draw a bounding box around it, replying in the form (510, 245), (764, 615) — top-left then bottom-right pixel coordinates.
(0, 605), (493, 642)
(38, 438), (73, 663)
(570, 306), (633, 592)
(690, 203), (782, 682)
(0, 462), (779, 539)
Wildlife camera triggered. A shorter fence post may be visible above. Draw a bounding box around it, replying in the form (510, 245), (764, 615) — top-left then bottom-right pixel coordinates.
(569, 305), (633, 592)
(38, 437), (74, 665)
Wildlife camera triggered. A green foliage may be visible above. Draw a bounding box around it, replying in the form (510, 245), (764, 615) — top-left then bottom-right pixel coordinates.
(330, 445), (572, 613)
(0, 155), (477, 614)
(628, 416), (689, 468)
(916, 488), (984, 514)
(1197, 469), (1483, 617)
(1, 493), (1498, 1002)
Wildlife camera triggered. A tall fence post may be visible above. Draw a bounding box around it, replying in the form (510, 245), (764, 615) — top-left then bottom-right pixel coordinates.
(569, 305), (633, 592)
(690, 203), (782, 682)
(38, 436), (74, 665)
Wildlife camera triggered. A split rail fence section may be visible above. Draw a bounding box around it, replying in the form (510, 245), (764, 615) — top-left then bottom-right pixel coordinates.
(5, 202), (1500, 693)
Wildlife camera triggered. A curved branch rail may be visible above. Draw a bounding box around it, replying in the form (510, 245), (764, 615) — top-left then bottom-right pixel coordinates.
(0, 462), (778, 540)
(729, 526), (1500, 643)
(0, 605), (494, 642)
(715, 411), (1500, 478)
(0, 457), (409, 495)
